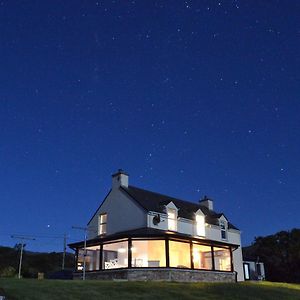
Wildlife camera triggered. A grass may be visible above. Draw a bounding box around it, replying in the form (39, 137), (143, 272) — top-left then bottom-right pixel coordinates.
(0, 279), (300, 300)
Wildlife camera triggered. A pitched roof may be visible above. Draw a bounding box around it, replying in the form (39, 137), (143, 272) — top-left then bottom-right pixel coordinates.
(121, 185), (239, 230)
(68, 227), (240, 249)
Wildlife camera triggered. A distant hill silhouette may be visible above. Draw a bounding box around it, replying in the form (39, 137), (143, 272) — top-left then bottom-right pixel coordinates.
(0, 245), (75, 278)
(243, 228), (300, 283)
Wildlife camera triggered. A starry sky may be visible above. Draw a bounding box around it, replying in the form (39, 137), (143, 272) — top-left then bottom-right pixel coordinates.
(1, 1), (299, 252)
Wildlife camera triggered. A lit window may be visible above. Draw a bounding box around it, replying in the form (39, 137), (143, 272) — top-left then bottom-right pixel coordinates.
(220, 220), (227, 240)
(103, 241), (128, 269)
(98, 213), (107, 235)
(169, 240), (191, 268)
(131, 240), (166, 267)
(193, 244), (212, 270)
(196, 214), (205, 236)
(213, 247), (231, 271)
(77, 246), (100, 271)
(167, 208), (177, 231)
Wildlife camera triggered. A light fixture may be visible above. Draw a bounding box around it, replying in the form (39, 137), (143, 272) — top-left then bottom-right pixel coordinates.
(118, 246), (126, 253)
(193, 250), (200, 262)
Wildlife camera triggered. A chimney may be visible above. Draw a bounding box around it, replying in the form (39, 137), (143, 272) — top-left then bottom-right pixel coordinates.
(199, 195), (214, 211)
(112, 169), (129, 189)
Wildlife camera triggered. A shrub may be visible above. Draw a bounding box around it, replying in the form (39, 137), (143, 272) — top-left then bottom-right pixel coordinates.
(0, 266), (16, 278)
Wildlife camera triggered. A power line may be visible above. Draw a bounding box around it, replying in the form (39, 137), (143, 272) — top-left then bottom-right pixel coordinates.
(10, 233), (69, 271)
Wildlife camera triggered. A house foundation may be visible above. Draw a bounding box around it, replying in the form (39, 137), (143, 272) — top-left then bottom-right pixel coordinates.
(73, 268), (236, 282)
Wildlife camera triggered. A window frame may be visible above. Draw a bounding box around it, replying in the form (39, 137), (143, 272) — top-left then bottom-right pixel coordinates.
(102, 239), (129, 270)
(195, 213), (206, 236)
(219, 220), (227, 240)
(75, 236), (234, 273)
(167, 208), (177, 231)
(212, 246), (232, 271)
(98, 213), (107, 235)
(131, 239), (167, 268)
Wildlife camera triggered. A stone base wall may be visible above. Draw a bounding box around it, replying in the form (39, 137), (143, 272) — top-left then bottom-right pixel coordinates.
(73, 268), (236, 282)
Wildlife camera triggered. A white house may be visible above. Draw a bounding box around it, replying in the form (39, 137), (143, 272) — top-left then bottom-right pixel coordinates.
(69, 170), (244, 282)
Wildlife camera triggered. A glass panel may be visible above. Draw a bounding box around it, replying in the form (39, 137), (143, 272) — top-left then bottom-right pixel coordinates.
(77, 250), (84, 271)
(131, 240), (166, 267)
(99, 223), (107, 235)
(244, 264), (250, 280)
(169, 240), (191, 268)
(220, 220), (227, 240)
(100, 214), (107, 223)
(193, 244), (212, 270)
(196, 214), (205, 236)
(213, 247), (231, 271)
(77, 246), (100, 271)
(99, 214), (107, 235)
(103, 241), (128, 269)
(167, 209), (177, 231)
(221, 230), (227, 239)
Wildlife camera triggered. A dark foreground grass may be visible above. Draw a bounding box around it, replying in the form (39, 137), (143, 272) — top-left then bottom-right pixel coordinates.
(1, 279), (300, 300)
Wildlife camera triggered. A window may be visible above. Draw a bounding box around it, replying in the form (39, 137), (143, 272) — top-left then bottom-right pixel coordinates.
(169, 240), (191, 268)
(77, 246), (100, 271)
(193, 244), (212, 270)
(103, 241), (128, 269)
(244, 263), (250, 280)
(167, 208), (177, 231)
(131, 240), (166, 267)
(213, 247), (231, 271)
(196, 214), (205, 236)
(220, 220), (227, 240)
(98, 213), (107, 235)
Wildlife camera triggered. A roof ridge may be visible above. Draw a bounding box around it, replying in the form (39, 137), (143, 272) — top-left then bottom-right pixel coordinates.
(126, 185), (226, 218)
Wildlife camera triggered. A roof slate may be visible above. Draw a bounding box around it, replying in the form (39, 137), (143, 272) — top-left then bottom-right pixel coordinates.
(121, 185), (239, 230)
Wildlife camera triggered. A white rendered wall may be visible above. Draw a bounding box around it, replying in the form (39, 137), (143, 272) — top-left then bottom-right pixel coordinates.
(87, 188), (147, 239)
(233, 247), (244, 281)
(147, 213), (195, 234)
(148, 213), (241, 244)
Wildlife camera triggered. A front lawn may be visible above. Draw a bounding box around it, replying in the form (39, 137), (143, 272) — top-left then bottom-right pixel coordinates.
(1, 279), (300, 300)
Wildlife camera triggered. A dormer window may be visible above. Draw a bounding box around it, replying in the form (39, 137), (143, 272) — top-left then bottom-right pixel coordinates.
(98, 213), (107, 235)
(196, 214), (205, 236)
(220, 220), (227, 240)
(167, 208), (177, 231)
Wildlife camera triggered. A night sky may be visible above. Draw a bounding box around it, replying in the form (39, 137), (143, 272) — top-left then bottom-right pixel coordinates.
(1, 1), (299, 252)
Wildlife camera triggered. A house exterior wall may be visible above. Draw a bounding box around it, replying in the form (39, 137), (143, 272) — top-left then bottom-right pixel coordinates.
(233, 247), (244, 281)
(147, 213), (241, 244)
(87, 188), (147, 239)
(148, 213), (195, 233)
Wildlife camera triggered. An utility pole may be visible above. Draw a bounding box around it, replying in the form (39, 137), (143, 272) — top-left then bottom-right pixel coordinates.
(62, 233), (67, 270)
(72, 226), (88, 280)
(11, 235), (35, 279)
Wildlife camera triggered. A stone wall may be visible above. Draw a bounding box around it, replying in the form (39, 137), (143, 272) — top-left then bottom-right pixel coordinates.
(73, 268), (236, 282)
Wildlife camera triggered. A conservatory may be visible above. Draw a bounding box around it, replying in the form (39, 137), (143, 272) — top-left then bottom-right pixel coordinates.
(69, 228), (237, 282)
